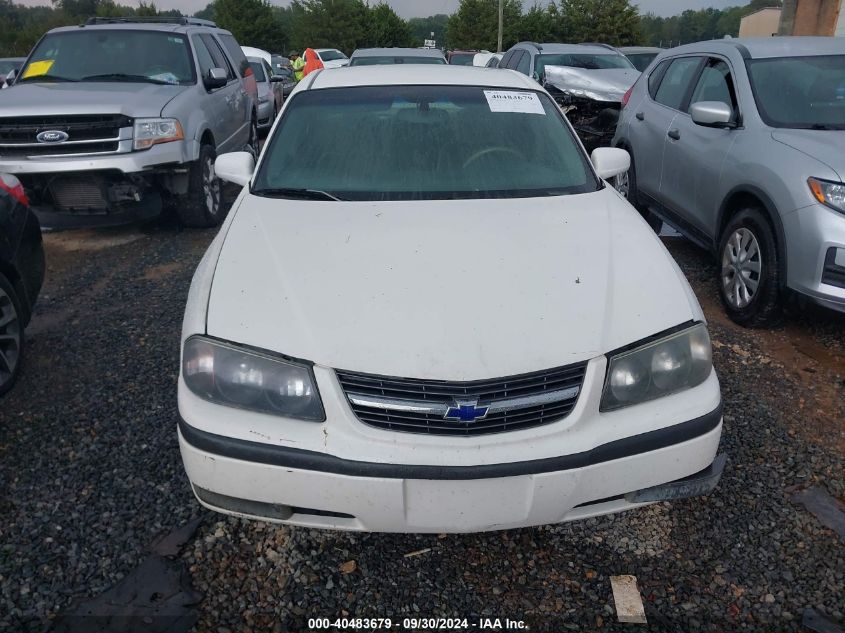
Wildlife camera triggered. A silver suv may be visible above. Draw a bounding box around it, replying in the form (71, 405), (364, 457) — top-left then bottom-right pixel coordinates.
(613, 37), (845, 325)
(0, 17), (258, 228)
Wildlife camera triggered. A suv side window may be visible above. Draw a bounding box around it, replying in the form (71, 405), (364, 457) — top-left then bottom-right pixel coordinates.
(516, 51), (531, 75)
(648, 59), (671, 99)
(199, 33), (234, 80)
(499, 50), (515, 69)
(217, 33), (250, 78)
(689, 58), (738, 120)
(654, 57), (701, 110)
(192, 35), (217, 82)
(507, 51), (524, 71)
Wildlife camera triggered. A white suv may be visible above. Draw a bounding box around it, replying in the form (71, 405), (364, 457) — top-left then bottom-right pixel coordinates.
(177, 66), (724, 533)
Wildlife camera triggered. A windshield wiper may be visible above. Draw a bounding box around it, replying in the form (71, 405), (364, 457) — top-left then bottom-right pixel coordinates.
(18, 74), (78, 83)
(81, 73), (172, 85)
(252, 188), (344, 201)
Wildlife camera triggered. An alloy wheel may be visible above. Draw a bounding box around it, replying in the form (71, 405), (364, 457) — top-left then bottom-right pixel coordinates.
(721, 227), (762, 309)
(0, 285), (21, 389)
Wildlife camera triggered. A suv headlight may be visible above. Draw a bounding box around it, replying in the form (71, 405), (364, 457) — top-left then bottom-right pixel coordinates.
(182, 336), (325, 421)
(601, 324), (712, 411)
(134, 118), (184, 150)
(809, 177), (845, 214)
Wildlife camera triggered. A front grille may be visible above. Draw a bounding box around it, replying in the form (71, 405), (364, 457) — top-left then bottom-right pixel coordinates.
(0, 114), (130, 157)
(336, 362), (587, 436)
(822, 248), (845, 289)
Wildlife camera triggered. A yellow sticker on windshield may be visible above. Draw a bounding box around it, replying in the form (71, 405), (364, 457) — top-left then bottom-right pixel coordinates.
(21, 60), (55, 79)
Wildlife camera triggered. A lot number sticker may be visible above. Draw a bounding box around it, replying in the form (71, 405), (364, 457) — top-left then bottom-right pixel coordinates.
(484, 90), (545, 115)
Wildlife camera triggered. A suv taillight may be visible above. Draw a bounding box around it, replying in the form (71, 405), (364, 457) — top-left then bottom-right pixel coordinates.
(622, 85), (634, 108)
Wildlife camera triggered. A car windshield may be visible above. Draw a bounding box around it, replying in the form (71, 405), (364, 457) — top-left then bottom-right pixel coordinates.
(449, 53), (475, 65)
(747, 55), (845, 129)
(625, 53), (658, 72)
(536, 53), (634, 76)
(18, 30), (195, 84)
(254, 85), (598, 201)
(350, 56), (446, 66)
(249, 60), (267, 82)
(0, 59), (22, 75)
(319, 50), (347, 62)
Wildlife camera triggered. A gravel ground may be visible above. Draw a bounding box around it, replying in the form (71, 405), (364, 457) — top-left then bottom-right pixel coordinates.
(0, 220), (843, 633)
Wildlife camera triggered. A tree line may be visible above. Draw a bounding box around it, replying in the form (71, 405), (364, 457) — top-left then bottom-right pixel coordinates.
(0, 0), (784, 59)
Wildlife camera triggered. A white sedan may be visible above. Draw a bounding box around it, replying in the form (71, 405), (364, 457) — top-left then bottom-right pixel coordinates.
(178, 66), (724, 533)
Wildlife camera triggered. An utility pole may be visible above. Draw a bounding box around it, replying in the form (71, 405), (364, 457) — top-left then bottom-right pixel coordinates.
(497, 0), (504, 53)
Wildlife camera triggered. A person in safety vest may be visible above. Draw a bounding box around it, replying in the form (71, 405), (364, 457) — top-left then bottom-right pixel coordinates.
(290, 52), (305, 81)
(302, 48), (324, 77)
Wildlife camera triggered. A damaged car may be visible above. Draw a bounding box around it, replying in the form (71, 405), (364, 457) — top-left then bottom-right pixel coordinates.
(501, 42), (640, 152)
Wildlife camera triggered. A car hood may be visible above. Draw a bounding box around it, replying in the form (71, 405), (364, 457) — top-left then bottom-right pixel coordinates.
(322, 60), (349, 69)
(0, 82), (187, 117)
(206, 187), (700, 380)
(771, 129), (845, 181)
(544, 66), (640, 103)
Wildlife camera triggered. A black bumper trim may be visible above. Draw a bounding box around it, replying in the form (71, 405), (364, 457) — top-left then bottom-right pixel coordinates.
(179, 402), (722, 481)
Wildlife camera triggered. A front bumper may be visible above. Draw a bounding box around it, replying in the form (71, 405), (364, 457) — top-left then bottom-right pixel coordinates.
(178, 404), (724, 533)
(256, 100), (274, 128)
(784, 202), (845, 313)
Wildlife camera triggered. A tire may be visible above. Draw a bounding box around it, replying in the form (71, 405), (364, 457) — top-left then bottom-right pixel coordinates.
(0, 272), (24, 397)
(176, 143), (224, 228)
(718, 207), (781, 327)
(621, 147), (662, 234)
(246, 116), (259, 159)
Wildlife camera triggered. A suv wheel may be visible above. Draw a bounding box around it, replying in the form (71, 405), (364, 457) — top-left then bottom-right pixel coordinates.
(246, 117), (258, 159)
(177, 143), (224, 228)
(0, 273), (23, 396)
(622, 149), (662, 234)
(718, 207), (780, 327)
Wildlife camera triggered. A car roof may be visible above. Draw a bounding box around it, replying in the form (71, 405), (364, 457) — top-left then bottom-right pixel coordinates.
(306, 65), (539, 91)
(531, 43), (622, 55)
(48, 22), (229, 35)
(667, 36), (845, 59)
(351, 48), (445, 58)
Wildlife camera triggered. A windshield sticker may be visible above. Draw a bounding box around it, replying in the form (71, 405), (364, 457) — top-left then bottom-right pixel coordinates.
(150, 72), (180, 84)
(21, 60), (54, 79)
(484, 90), (545, 115)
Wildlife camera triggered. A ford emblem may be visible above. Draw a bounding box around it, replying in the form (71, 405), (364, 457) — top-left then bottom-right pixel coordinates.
(36, 130), (69, 143)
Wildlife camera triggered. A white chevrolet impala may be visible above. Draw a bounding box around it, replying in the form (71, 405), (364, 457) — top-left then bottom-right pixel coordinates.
(178, 66), (725, 533)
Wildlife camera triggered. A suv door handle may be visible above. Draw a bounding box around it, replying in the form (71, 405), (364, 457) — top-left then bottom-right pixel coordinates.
(667, 129), (681, 140)
(635, 112), (644, 121)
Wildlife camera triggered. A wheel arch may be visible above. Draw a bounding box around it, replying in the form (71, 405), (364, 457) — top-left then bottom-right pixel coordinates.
(717, 185), (788, 288)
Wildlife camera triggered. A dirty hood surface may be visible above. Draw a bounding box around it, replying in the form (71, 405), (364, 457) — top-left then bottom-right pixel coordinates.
(544, 66), (640, 102)
(0, 82), (187, 118)
(206, 188), (698, 380)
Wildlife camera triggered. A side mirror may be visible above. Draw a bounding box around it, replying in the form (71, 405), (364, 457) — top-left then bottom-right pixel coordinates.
(269, 75), (284, 83)
(204, 67), (228, 90)
(591, 147), (631, 181)
(215, 151), (255, 187)
(690, 101), (734, 128)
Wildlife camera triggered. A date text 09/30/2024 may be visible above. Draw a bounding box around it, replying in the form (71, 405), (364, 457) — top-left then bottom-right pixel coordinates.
(308, 618), (529, 630)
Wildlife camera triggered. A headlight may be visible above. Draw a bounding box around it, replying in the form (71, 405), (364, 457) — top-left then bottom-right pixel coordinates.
(182, 336), (325, 421)
(134, 118), (184, 150)
(601, 324), (712, 411)
(809, 177), (845, 214)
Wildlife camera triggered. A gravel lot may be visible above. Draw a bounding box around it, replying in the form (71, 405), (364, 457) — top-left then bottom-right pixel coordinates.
(1, 216), (843, 633)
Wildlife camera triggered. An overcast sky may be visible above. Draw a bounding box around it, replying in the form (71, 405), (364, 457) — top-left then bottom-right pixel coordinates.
(18, 0), (743, 18)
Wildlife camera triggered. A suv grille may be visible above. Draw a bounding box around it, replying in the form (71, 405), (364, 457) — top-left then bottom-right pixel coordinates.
(0, 114), (131, 157)
(336, 362), (587, 436)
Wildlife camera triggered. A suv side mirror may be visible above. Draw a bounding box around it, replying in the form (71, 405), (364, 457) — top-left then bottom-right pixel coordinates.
(690, 101), (734, 128)
(215, 151), (255, 187)
(591, 147), (631, 180)
(269, 75), (284, 83)
(204, 67), (228, 90)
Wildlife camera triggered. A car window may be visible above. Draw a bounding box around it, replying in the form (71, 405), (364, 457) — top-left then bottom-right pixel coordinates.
(626, 53), (658, 72)
(486, 57), (500, 68)
(506, 51), (524, 70)
(648, 59), (671, 99)
(654, 57), (701, 110)
(249, 60), (267, 82)
(689, 58), (737, 119)
(516, 51), (531, 75)
(747, 54), (845, 129)
(319, 50), (347, 62)
(193, 35), (217, 81)
(535, 53), (634, 78)
(217, 33), (250, 77)
(499, 51), (515, 69)
(17, 30), (195, 85)
(255, 85), (598, 201)
(350, 56), (446, 66)
(449, 53), (475, 66)
(199, 34), (233, 80)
